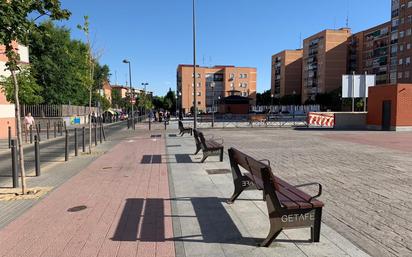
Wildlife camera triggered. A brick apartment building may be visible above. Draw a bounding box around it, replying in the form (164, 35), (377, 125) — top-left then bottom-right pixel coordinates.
(0, 43), (29, 139)
(271, 50), (303, 98)
(177, 65), (257, 114)
(301, 28), (352, 103)
(348, 22), (392, 84)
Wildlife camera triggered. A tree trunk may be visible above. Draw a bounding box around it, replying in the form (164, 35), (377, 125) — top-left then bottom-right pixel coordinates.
(11, 69), (27, 195)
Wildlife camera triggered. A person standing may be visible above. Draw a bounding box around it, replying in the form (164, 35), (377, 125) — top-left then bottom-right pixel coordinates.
(24, 113), (35, 142)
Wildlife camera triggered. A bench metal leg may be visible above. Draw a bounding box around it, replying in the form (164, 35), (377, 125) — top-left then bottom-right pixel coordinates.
(311, 208), (322, 242)
(260, 221), (283, 247)
(194, 144), (201, 155)
(227, 185), (244, 204)
(219, 148), (224, 162)
(200, 153), (209, 163)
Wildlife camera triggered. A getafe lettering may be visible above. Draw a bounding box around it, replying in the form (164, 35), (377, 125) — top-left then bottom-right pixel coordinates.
(281, 212), (315, 223)
(241, 180), (254, 187)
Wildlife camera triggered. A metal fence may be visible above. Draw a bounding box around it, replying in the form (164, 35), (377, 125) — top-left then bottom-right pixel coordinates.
(22, 105), (101, 117)
(251, 105), (320, 114)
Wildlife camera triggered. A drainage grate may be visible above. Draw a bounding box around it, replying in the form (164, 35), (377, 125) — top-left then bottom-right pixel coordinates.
(167, 145), (181, 148)
(205, 169), (231, 175)
(151, 134), (162, 138)
(168, 134), (177, 137)
(67, 205), (87, 212)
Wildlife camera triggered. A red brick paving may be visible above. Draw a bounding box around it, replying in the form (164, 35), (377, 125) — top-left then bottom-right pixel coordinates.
(0, 133), (175, 257)
(322, 131), (412, 153)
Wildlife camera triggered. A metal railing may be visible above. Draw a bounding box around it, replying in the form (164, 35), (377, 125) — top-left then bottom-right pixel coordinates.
(22, 104), (101, 117)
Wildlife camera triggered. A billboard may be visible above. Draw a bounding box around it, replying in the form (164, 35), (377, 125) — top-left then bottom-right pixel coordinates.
(342, 75), (376, 98)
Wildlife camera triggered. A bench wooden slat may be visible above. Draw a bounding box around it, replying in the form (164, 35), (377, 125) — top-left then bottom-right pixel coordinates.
(227, 147), (324, 246)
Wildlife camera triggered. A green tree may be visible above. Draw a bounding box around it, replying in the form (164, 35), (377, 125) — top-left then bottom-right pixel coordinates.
(111, 89), (122, 108)
(29, 21), (89, 105)
(0, 67), (43, 105)
(0, 0), (70, 194)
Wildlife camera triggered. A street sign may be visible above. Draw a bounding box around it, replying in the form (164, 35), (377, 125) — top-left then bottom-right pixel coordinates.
(342, 74), (376, 98)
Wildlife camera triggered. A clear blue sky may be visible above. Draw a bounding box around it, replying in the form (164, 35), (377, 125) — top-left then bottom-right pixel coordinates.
(58, 0), (390, 95)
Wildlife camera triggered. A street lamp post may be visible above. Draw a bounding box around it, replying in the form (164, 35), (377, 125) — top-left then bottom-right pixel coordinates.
(271, 94), (274, 113)
(123, 59), (135, 130)
(193, 0), (198, 130)
(293, 90), (296, 125)
(178, 91), (182, 120)
(211, 82), (215, 128)
(141, 82), (149, 117)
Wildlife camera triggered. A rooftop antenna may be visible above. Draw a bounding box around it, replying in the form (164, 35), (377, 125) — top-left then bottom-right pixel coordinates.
(346, 0), (350, 28)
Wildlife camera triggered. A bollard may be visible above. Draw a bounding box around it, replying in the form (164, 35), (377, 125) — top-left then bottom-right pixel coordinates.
(149, 118), (151, 131)
(74, 128), (78, 157)
(46, 122), (50, 140)
(64, 121), (67, 131)
(60, 121), (63, 136)
(11, 139), (19, 188)
(30, 125), (33, 144)
(127, 118), (130, 129)
(94, 124), (97, 146)
(99, 124), (103, 144)
(34, 135), (40, 176)
(102, 124), (106, 141)
(8, 126), (11, 148)
(54, 122), (57, 138)
(37, 124), (41, 142)
(65, 130), (69, 162)
(164, 119), (167, 130)
(82, 127), (85, 152)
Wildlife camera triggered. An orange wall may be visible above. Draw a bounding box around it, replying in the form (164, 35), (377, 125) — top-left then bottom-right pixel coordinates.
(367, 84), (412, 127)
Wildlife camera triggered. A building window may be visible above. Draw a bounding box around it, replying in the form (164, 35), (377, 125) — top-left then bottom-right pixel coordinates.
(407, 43), (411, 50)
(407, 29), (412, 36)
(405, 71), (410, 78)
(408, 1), (412, 8)
(197, 82), (201, 87)
(399, 58), (403, 65)
(400, 31), (405, 38)
(407, 57), (411, 65)
(197, 92), (201, 96)
(398, 72), (403, 79)
(400, 44), (404, 51)
(198, 101), (201, 105)
(230, 73), (235, 79)
(230, 83), (234, 88)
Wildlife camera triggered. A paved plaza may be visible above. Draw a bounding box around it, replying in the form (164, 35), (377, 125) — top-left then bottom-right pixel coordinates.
(0, 122), (410, 256)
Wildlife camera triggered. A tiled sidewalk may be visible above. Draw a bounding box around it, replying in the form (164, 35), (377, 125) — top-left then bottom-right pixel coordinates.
(165, 131), (371, 257)
(0, 131), (174, 257)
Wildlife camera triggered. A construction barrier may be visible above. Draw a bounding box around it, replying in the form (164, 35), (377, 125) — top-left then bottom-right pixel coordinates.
(307, 112), (335, 128)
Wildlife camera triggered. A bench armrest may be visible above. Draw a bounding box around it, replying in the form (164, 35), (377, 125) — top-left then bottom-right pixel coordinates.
(293, 182), (323, 202)
(259, 159), (271, 166)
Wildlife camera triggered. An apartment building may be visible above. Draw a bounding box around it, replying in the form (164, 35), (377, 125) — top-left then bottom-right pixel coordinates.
(302, 28), (352, 103)
(176, 65), (257, 113)
(0, 43), (29, 139)
(392, 0), (412, 83)
(348, 22), (392, 84)
(271, 49), (303, 98)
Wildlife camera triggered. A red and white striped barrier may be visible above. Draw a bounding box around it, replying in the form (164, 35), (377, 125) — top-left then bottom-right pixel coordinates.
(307, 112), (335, 128)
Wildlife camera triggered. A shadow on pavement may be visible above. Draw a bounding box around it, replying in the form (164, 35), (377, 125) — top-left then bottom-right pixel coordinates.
(111, 197), (267, 246)
(140, 154), (194, 164)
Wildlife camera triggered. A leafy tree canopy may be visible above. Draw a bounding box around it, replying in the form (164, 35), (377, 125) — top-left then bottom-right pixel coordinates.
(0, 67), (43, 105)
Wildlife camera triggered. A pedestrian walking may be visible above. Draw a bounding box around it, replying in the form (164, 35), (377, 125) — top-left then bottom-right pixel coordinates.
(24, 112), (35, 142)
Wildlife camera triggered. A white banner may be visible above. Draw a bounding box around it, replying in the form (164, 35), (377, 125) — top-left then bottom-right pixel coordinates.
(342, 75), (376, 98)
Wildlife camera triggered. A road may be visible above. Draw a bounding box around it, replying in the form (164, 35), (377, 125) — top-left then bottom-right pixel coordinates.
(0, 121), (128, 185)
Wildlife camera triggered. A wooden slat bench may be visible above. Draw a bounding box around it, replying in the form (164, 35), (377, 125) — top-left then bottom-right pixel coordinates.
(193, 129), (224, 163)
(178, 121), (192, 136)
(227, 147), (324, 247)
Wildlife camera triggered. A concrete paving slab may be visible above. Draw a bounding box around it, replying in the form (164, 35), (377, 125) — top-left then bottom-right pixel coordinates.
(166, 128), (371, 257)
